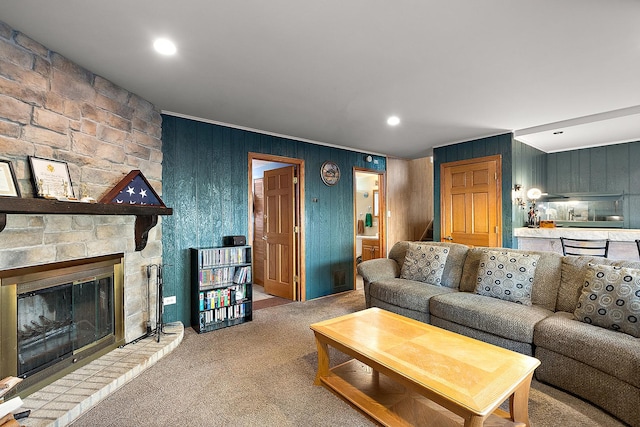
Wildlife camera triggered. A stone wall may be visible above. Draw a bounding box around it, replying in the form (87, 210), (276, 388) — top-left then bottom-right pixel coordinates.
(0, 20), (164, 342)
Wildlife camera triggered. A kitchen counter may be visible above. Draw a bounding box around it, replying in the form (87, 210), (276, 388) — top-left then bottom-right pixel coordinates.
(513, 227), (640, 261)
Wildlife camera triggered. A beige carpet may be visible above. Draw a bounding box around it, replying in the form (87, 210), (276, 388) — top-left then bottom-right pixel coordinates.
(252, 295), (292, 311)
(71, 290), (626, 427)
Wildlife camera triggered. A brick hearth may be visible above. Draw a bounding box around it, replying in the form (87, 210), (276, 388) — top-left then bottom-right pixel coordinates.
(19, 323), (183, 427)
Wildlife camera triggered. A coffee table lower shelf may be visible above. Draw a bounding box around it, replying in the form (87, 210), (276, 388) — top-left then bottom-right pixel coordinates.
(320, 360), (524, 427)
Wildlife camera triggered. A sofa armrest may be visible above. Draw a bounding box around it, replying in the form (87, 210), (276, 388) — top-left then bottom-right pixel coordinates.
(357, 258), (400, 284)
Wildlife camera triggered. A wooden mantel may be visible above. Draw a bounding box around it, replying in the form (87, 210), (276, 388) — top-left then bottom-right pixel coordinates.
(0, 197), (173, 251)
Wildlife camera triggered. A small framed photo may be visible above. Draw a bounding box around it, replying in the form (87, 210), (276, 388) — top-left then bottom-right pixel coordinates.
(29, 156), (75, 199)
(0, 159), (20, 197)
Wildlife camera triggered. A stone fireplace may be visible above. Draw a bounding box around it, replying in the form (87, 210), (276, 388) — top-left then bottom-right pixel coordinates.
(0, 254), (125, 396)
(0, 20), (166, 397)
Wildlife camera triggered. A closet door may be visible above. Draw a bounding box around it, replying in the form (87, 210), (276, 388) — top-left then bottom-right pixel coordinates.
(441, 155), (501, 247)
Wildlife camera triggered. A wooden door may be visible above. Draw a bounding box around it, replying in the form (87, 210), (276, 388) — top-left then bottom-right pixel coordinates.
(264, 166), (296, 300)
(252, 179), (265, 286)
(441, 155), (501, 247)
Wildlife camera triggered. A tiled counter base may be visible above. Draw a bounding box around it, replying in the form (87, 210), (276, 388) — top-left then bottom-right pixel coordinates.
(20, 323), (184, 427)
(514, 227), (640, 261)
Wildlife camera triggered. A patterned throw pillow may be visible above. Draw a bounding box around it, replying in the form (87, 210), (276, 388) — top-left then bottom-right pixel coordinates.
(574, 263), (640, 338)
(474, 250), (539, 305)
(400, 243), (450, 285)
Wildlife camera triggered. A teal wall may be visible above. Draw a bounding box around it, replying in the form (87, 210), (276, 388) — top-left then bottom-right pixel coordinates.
(511, 140), (546, 228)
(546, 140), (640, 228)
(160, 115), (386, 325)
(433, 133), (515, 247)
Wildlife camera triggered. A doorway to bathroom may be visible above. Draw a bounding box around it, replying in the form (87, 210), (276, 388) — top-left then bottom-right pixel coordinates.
(354, 168), (386, 283)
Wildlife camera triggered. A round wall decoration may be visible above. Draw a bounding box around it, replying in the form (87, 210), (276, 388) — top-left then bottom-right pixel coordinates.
(321, 161), (340, 186)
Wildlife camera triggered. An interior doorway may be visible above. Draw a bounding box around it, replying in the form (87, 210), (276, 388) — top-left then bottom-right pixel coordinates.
(249, 153), (305, 301)
(354, 168), (386, 283)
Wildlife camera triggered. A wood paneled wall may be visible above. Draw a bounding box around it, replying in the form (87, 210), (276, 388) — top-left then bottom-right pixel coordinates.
(161, 115), (385, 325)
(408, 157), (435, 241)
(386, 157), (434, 249)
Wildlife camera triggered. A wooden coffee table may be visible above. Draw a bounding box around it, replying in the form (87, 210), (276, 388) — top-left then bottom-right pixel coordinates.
(310, 308), (540, 427)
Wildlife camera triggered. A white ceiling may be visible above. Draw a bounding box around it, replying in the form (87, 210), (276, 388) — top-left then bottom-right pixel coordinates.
(2, 1), (640, 159)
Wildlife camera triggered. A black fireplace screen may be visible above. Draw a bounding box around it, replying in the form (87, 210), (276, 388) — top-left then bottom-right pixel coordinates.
(17, 274), (114, 378)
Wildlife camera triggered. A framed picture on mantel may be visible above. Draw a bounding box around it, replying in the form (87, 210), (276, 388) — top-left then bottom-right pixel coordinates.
(0, 159), (20, 197)
(29, 156), (75, 200)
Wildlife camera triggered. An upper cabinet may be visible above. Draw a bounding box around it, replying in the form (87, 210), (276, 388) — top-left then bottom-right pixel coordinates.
(544, 141), (640, 228)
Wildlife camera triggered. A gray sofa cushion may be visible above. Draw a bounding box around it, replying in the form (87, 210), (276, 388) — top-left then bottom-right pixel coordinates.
(400, 243), (449, 285)
(574, 263), (640, 338)
(534, 311), (640, 389)
(388, 241), (469, 289)
(460, 247), (562, 312)
(557, 256), (640, 313)
(369, 278), (457, 314)
(429, 292), (553, 343)
(474, 250), (540, 305)
(431, 316), (534, 355)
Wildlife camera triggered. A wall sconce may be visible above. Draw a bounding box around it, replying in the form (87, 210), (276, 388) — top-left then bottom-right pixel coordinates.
(512, 184), (525, 209)
(364, 155), (373, 163)
(526, 187), (542, 202)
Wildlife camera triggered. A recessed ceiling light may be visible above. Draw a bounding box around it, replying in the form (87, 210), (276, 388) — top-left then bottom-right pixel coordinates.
(153, 38), (176, 55)
(387, 116), (401, 126)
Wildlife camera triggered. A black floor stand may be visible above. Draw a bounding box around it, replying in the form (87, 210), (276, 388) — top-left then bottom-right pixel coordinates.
(124, 264), (175, 346)
(146, 264), (174, 342)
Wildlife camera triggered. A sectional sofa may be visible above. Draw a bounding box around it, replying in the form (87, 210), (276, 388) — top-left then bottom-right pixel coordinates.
(357, 241), (640, 426)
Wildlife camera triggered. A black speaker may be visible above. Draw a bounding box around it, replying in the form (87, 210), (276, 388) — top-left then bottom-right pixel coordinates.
(223, 235), (246, 246)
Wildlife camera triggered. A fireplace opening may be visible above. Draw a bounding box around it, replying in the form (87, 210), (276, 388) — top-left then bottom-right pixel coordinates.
(17, 274), (114, 378)
(1, 254), (124, 397)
